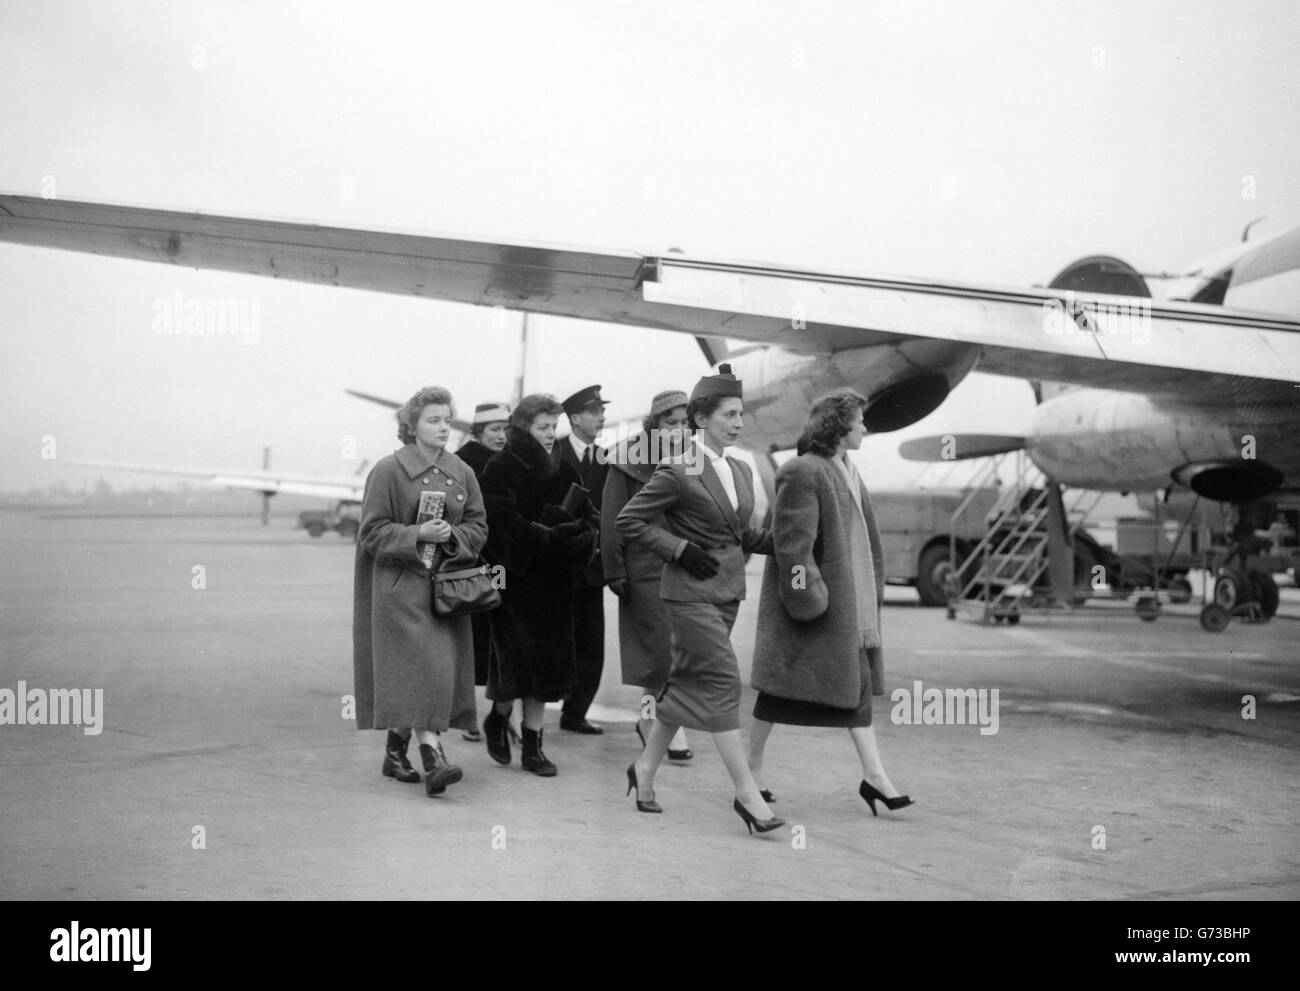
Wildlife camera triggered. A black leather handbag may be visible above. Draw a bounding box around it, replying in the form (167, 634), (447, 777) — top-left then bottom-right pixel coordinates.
(431, 549), (502, 617)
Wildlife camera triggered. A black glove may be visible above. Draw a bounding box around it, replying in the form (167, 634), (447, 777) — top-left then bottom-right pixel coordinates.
(678, 542), (720, 580)
(552, 520), (588, 540)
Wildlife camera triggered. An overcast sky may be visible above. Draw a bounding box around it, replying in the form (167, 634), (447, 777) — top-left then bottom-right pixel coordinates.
(2, 0), (1297, 494)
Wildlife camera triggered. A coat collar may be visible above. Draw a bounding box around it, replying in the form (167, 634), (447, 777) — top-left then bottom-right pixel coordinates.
(395, 443), (451, 480)
(506, 425), (560, 474)
(693, 441), (744, 540)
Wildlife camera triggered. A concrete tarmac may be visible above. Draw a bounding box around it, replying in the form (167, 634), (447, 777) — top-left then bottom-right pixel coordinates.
(1, 514), (1297, 900)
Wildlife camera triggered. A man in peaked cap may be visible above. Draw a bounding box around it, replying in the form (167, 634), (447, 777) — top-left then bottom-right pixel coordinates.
(553, 385), (611, 733)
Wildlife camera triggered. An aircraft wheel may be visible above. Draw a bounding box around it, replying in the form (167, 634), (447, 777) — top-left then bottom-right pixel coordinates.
(1199, 603), (1231, 633)
(1248, 571), (1279, 620)
(1005, 614), (1021, 626)
(1214, 569), (1247, 610)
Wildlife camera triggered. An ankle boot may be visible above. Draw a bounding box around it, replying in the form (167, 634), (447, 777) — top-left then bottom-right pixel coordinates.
(483, 707), (512, 766)
(381, 730), (420, 783)
(520, 727), (557, 777)
(418, 740), (464, 796)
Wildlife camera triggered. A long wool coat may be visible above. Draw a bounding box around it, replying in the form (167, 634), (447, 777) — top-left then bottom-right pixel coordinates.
(479, 426), (598, 702)
(353, 444), (487, 732)
(752, 453), (887, 707)
(600, 432), (672, 692)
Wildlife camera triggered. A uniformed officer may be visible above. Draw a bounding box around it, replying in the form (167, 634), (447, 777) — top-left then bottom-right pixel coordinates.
(553, 384), (611, 734)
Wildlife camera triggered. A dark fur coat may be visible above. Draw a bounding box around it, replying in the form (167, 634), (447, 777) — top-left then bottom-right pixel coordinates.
(478, 426), (598, 701)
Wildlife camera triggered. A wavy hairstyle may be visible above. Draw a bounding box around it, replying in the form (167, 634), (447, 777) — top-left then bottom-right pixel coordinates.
(510, 393), (564, 430)
(396, 386), (456, 445)
(796, 388), (869, 456)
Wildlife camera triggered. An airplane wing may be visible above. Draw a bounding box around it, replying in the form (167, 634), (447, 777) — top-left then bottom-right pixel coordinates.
(63, 459), (364, 503)
(3, 194), (1298, 401)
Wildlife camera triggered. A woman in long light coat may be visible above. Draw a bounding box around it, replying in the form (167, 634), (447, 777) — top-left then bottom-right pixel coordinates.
(601, 389), (694, 760)
(353, 386), (487, 797)
(747, 388), (912, 816)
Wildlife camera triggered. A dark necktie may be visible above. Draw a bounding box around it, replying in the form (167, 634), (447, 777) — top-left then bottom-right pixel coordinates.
(580, 445), (592, 484)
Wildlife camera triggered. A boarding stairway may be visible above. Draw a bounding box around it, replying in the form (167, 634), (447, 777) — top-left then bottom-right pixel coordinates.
(946, 453), (1104, 624)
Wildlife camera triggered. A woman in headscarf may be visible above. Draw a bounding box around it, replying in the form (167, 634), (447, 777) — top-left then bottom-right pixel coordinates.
(746, 388), (913, 816)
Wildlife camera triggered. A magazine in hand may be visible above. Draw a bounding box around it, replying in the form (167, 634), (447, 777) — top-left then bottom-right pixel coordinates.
(417, 490), (447, 569)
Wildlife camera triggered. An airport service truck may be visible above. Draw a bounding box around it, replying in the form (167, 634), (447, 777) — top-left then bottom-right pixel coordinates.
(871, 487), (1001, 606)
(297, 505), (360, 538)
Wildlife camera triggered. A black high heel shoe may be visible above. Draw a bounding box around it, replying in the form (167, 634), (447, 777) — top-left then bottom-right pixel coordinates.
(733, 798), (785, 835)
(626, 763), (662, 813)
(859, 779), (914, 816)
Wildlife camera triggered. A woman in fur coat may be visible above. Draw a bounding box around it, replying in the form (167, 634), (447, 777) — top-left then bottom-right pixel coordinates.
(477, 393), (599, 776)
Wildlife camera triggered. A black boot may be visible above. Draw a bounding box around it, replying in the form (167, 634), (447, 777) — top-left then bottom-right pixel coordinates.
(520, 727), (557, 777)
(483, 707), (511, 766)
(381, 730), (420, 783)
(418, 740), (464, 796)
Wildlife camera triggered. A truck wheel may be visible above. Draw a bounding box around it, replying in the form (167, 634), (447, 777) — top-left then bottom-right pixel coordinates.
(306, 522), (325, 537)
(915, 544), (953, 607)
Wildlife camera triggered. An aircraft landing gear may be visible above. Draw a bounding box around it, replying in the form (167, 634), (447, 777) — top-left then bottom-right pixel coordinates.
(1198, 566), (1279, 633)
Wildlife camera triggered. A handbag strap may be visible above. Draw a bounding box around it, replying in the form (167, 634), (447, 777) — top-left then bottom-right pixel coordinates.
(433, 563), (490, 583)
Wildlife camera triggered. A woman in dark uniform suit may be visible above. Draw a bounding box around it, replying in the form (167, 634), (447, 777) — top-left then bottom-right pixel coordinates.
(747, 389), (913, 816)
(617, 365), (784, 834)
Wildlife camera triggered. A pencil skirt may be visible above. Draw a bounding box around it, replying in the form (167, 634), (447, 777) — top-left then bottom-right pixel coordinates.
(654, 599), (742, 733)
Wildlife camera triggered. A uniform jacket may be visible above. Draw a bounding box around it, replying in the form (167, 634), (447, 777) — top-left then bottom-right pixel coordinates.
(751, 453), (887, 706)
(616, 440), (772, 603)
(352, 444), (486, 730)
(553, 434), (608, 588)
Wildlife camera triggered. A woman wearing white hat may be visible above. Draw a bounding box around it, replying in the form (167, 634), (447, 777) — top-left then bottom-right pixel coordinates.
(456, 402), (513, 743)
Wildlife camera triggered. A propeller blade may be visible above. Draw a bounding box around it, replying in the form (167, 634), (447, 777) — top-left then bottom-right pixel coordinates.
(1044, 479), (1073, 604)
(898, 434), (1026, 462)
(345, 388), (401, 410)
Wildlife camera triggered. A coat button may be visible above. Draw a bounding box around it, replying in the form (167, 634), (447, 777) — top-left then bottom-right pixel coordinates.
(456, 494), (464, 501)
(422, 477), (430, 484)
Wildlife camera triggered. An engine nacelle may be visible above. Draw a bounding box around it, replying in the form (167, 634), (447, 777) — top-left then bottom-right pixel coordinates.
(1028, 388), (1294, 500)
(723, 339), (979, 452)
